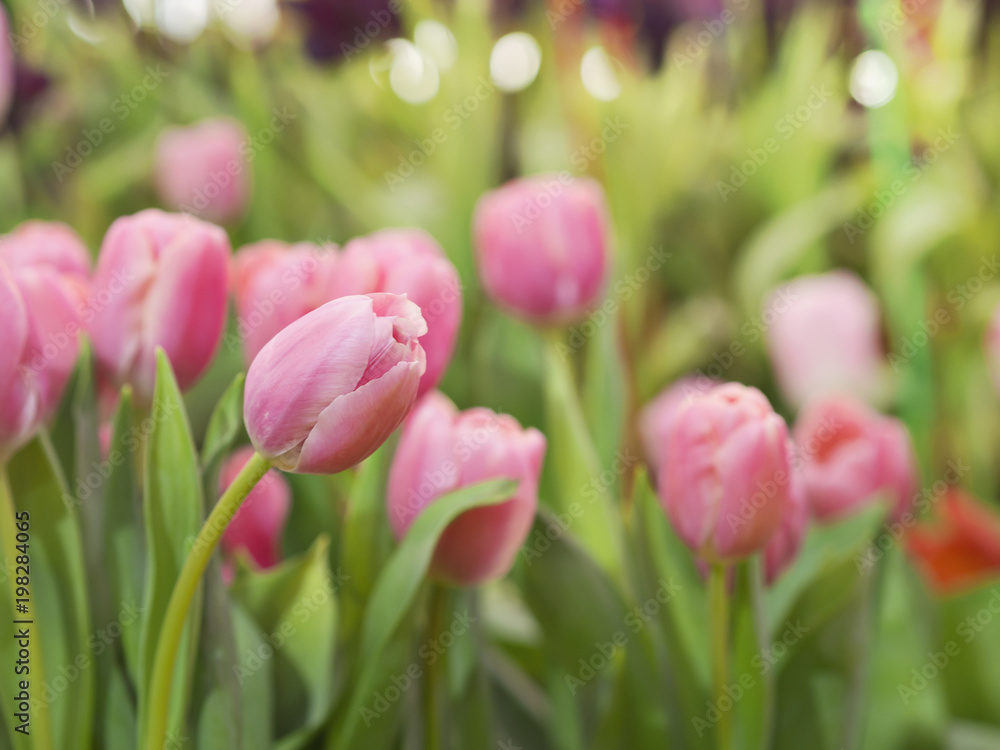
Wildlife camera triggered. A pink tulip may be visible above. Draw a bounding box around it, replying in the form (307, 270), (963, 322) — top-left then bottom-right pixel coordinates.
(0, 7), (13, 123)
(0, 265), (39, 459)
(792, 396), (918, 523)
(387, 391), (546, 587)
(219, 445), (291, 573)
(657, 383), (791, 562)
(473, 175), (611, 325)
(244, 293), (427, 474)
(231, 240), (338, 363)
(336, 229), (462, 396)
(764, 271), (884, 408)
(640, 375), (720, 475)
(88, 210), (231, 405)
(232, 230), (462, 396)
(763, 456), (808, 584)
(154, 118), (250, 223)
(0, 220), (90, 285)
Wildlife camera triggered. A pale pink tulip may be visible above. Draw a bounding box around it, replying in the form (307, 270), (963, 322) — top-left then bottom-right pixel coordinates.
(640, 375), (720, 475)
(764, 271), (884, 408)
(763, 455), (808, 584)
(387, 391), (546, 586)
(88, 209), (231, 404)
(154, 118), (250, 223)
(473, 175), (611, 325)
(793, 396), (918, 523)
(336, 229), (462, 395)
(244, 293), (426, 474)
(657, 382), (791, 562)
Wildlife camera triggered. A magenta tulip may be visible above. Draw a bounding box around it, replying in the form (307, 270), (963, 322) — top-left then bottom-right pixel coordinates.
(640, 375), (720, 475)
(473, 175), (611, 325)
(88, 210), (231, 405)
(793, 396), (917, 523)
(219, 445), (291, 573)
(154, 118), (250, 223)
(244, 293), (426, 474)
(764, 271), (884, 408)
(336, 229), (462, 396)
(387, 391), (546, 587)
(231, 239), (338, 363)
(657, 383), (792, 562)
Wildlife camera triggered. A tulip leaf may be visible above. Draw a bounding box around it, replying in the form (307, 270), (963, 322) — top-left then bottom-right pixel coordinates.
(230, 604), (275, 750)
(201, 373), (247, 482)
(103, 388), (144, 683)
(136, 350), (205, 745)
(230, 536), (338, 750)
(542, 337), (626, 586)
(5, 434), (95, 750)
(329, 477), (517, 750)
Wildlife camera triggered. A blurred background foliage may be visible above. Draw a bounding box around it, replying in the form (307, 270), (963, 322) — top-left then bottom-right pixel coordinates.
(5, 0), (1000, 747)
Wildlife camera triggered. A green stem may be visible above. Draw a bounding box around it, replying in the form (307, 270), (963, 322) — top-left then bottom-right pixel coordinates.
(143, 451), (271, 750)
(424, 584), (448, 750)
(0, 463), (54, 750)
(709, 564), (732, 750)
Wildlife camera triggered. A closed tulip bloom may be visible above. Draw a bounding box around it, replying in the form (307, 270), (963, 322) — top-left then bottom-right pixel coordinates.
(387, 392), (546, 587)
(765, 271), (884, 408)
(231, 240), (338, 363)
(154, 118), (250, 223)
(658, 383), (791, 562)
(336, 230), (462, 395)
(0, 220), (91, 283)
(244, 293), (427, 474)
(640, 375), (720, 475)
(473, 175), (611, 324)
(763, 457), (808, 584)
(219, 446), (291, 573)
(0, 266), (39, 459)
(793, 396), (917, 523)
(89, 210), (231, 405)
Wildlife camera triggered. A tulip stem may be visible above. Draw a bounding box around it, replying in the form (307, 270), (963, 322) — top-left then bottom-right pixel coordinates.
(709, 564), (732, 750)
(424, 584), (448, 750)
(143, 451), (271, 750)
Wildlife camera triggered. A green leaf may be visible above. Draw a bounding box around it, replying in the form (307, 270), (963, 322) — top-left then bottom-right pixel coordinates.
(136, 351), (205, 745)
(230, 537), (338, 750)
(542, 337), (625, 586)
(6, 435), (95, 750)
(103, 389), (144, 683)
(329, 478), (517, 750)
(200, 373), (247, 481)
(230, 604), (274, 750)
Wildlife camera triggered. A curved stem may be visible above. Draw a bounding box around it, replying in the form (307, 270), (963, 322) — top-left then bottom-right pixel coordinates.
(143, 451), (271, 750)
(709, 564), (732, 750)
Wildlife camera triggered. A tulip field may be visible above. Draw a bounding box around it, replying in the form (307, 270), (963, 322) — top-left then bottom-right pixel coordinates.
(4, 0), (1000, 749)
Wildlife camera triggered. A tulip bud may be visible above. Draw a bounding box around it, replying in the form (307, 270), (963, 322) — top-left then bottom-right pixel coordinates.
(244, 293), (427, 474)
(640, 375), (720, 475)
(231, 240), (338, 363)
(219, 445), (291, 572)
(387, 391), (546, 587)
(473, 175), (611, 325)
(89, 209), (231, 405)
(0, 265), (38, 459)
(763, 455), (808, 584)
(154, 118), (250, 223)
(764, 271), (885, 408)
(792, 396), (917, 523)
(0, 7), (12, 123)
(336, 229), (462, 395)
(657, 383), (791, 562)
